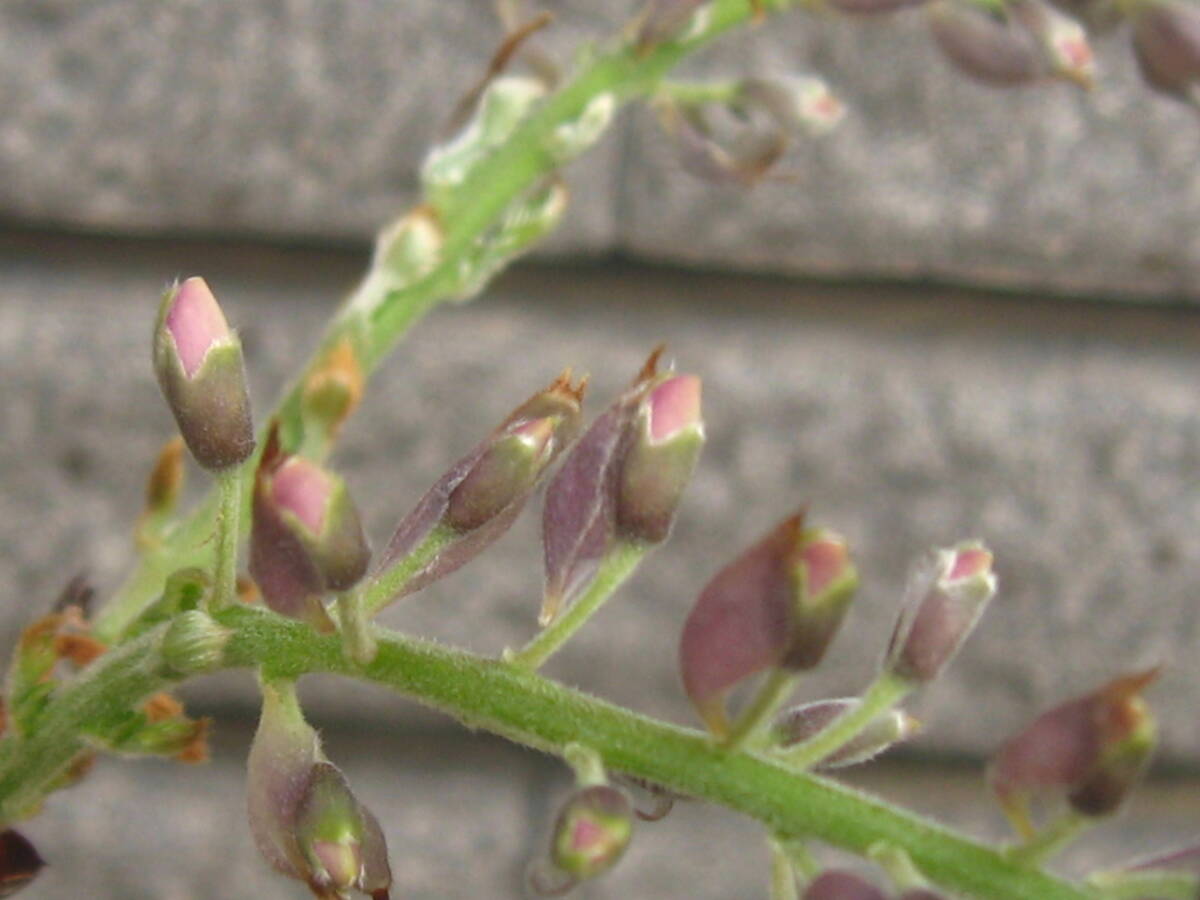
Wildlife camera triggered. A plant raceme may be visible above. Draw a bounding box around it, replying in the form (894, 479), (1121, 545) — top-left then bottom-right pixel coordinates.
(2, 2), (1197, 899)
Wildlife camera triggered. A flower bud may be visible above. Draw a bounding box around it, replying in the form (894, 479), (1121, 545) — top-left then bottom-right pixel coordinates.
(152, 277), (254, 471)
(987, 668), (1158, 835)
(679, 513), (858, 736)
(773, 698), (920, 768)
(637, 0), (708, 50)
(160, 610), (231, 677)
(248, 681), (391, 900)
(803, 871), (888, 900)
(543, 350), (703, 620)
(927, 0), (1092, 88)
(251, 445), (371, 631)
(1132, 0), (1200, 106)
(884, 542), (996, 685)
(0, 829), (44, 897)
(1010, 0), (1094, 87)
(739, 76), (846, 136)
(376, 373), (584, 603)
(550, 785), (634, 881)
(616, 374), (705, 544)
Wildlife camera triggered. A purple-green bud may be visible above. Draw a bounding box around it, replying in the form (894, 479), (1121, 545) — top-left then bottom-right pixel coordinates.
(637, 0), (708, 49)
(803, 871), (888, 900)
(616, 373), (704, 544)
(678, 513), (858, 736)
(884, 541), (996, 685)
(1132, 0), (1200, 106)
(987, 668), (1158, 835)
(445, 417), (560, 532)
(251, 445), (371, 631)
(927, 0), (1093, 88)
(773, 698), (920, 768)
(542, 351), (703, 621)
(376, 373), (585, 603)
(0, 829), (44, 897)
(247, 681), (392, 900)
(152, 277), (254, 471)
(550, 784), (634, 881)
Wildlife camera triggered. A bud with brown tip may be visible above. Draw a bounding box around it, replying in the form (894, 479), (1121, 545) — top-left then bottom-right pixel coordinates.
(541, 350), (703, 622)
(152, 277), (254, 471)
(374, 373), (584, 607)
(987, 668), (1159, 837)
(679, 513), (858, 736)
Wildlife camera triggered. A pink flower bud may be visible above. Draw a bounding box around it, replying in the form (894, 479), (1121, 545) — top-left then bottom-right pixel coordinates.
(376, 373), (585, 603)
(1132, 0), (1200, 106)
(884, 541), (996, 685)
(678, 514), (858, 736)
(773, 698), (920, 768)
(152, 277), (254, 471)
(803, 871), (889, 900)
(927, 0), (1092, 88)
(550, 785), (633, 881)
(616, 374), (705, 544)
(0, 829), (44, 897)
(247, 681), (391, 900)
(987, 668), (1158, 832)
(543, 350), (702, 620)
(251, 439), (371, 631)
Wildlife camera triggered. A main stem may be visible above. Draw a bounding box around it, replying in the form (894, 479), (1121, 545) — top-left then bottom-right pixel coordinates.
(0, 607), (1096, 900)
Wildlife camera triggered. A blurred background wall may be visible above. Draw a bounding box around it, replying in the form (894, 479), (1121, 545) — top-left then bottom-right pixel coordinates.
(1, 2), (1197, 898)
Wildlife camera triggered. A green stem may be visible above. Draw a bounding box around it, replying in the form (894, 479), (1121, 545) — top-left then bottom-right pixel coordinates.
(93, 0), (778, 644)
(781, 672), (911, 770)
(724, 669), (797, 752)
(505, 541), (646, 670)
(336, 587), (377, 666)
(1007, 812), (1093, 868)
(0, 607), (1097, 900)
(657, 79), (743, 108)
(211, 470), (242, 612)
(769, 836), (800, 900)
(361, 525), (457, 618)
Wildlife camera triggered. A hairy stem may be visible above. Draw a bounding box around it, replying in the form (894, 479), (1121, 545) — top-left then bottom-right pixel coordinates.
(211, 470), (242, 612)
(0, 606), (1095, 900)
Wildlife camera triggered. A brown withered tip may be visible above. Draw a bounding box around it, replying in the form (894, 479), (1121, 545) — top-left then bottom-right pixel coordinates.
(632, 344), (667, 386)
(52, 634), (107, 669)
(144, 435), (186, 508)
(1093, 666), (1162, 739)
(174, 718), (212, 764)
(51, 574), (95, 616)
(548, 369), (588, 406)
(258, 419), (286, 475)
(0, 829), (45, 897)
(143, 692), (186, 723)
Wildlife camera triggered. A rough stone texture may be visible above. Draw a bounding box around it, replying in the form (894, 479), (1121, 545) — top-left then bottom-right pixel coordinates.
(618, 14), (1200, 299)
(0, 0), (628, 253)
(1, 231), (1198, 767)
(2, 2), (1200, 298)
